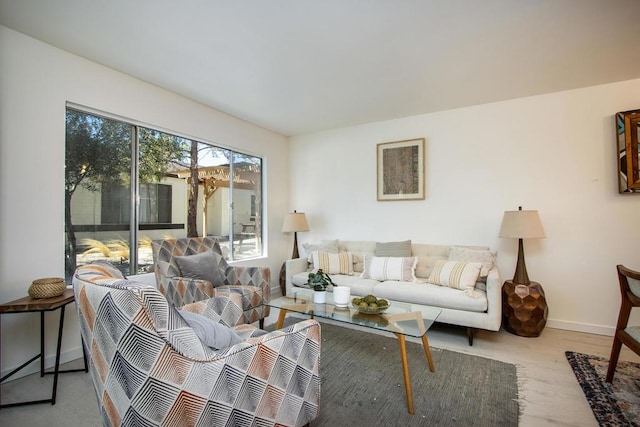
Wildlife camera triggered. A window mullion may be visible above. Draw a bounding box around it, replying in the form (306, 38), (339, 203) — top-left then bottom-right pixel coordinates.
(130, 126), (140, 274)
(229, 153), (235, 260)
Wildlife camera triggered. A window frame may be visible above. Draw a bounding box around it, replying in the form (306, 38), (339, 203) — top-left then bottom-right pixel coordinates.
(65, 104), (265, 276)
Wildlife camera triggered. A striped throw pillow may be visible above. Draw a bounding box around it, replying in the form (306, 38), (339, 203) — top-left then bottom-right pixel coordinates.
(427, 260), (482, 292)
(360, 256), (417, 282)
(311, 251), (353, 275)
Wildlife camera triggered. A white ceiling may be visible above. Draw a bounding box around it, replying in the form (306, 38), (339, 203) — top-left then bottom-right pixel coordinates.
(2, 0), (640, 136)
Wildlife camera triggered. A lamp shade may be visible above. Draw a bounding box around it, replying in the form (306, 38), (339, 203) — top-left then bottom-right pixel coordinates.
(499, 209), (545, 239)
(282, 212), (309, 233)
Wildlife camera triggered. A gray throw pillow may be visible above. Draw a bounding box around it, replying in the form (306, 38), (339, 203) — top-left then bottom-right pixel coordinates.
(174, 250), (225, 285)
(177, 309), (243, 350)
(375, 240), (412, 257)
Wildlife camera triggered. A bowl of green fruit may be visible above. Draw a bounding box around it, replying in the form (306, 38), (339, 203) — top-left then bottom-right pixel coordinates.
(351, 294), (390, 314)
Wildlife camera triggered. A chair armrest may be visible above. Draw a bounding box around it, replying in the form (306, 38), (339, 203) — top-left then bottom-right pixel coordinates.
(484, 266), (502, 331)
(180, 319), (320, 425)
(181, 295), (245, 327)
(223, 265), (271, 302)
(244, 319), (320, 347)
(285, 257), (309, 295)
(223, 265), (270, 287)
(157, 276), (217, 307)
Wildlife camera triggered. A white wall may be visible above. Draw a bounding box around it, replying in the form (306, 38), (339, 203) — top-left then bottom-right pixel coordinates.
(0, 26), (291, 377)
(290, 78), (640, 336)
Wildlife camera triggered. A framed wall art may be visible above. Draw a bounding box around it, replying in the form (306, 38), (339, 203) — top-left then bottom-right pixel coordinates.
(377, 138), (425, 201)
(616, 109), (640, 194)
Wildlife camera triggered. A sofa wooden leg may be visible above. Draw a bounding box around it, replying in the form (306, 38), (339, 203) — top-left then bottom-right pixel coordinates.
(467, 328), (475, 346)
(259, 318), (265, 329)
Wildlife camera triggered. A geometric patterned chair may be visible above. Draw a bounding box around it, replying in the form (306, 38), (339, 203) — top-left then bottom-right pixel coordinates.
(606, 264), (640, 383)
(151, 237), (271, 328)
(73, 262), (321, 427)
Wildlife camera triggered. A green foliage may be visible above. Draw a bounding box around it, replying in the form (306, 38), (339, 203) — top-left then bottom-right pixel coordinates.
(65, 109), (132, 195)
(66, 111), (194, 195)
(138, 127), (189, 183)
(307, 269), (335, 291)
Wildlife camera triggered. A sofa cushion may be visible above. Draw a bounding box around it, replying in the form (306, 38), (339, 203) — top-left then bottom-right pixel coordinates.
(338, 240), (376, 272)
(375, 240), (412, 257)
(427, 260), (482, 293)
(174, 250), (225, 285)
(449, 246), (497, 278)
(374, 281), (488, 312)
(311, 251), (353, 275)
(411, 244), (451, 279)
(302, 239), (339, 261)
(350, 252), (367, 273)
(361, 256), (417, 282)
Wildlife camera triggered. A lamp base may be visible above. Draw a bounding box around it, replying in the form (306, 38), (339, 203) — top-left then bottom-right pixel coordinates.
(279, 233), (301, 297)
(502, 280), (548, 337)
(279, 262), (287, 296)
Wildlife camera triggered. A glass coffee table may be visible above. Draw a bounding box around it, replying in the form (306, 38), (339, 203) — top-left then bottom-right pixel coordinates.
(267, 290), (441, 415)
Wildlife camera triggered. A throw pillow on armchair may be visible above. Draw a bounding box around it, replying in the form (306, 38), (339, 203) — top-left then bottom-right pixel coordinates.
(174, 250), (226, 286)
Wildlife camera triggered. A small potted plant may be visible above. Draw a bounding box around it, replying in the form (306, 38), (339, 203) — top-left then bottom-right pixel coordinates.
(307, 269), (334, 303)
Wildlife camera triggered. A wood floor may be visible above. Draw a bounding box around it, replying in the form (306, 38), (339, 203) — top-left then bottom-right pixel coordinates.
(265, 308), (639, 427)
(422, 324), (633, 426)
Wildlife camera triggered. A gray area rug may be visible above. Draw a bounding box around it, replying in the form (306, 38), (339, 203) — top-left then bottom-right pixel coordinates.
(0, 320), (518, 427)
(269, 319), (519, 426)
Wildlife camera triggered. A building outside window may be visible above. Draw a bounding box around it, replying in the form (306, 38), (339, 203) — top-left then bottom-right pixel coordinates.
(101, 183), (172, 225)
(64, 107), (263, 281)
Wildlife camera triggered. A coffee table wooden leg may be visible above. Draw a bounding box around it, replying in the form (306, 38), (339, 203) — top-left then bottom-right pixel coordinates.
(395, 333), (414, 415)
(276, 308), (288, 329)
(421, 334), (435, 372)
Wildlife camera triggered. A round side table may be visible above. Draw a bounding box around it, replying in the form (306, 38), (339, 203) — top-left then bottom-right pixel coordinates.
(502, 280), (548, 337)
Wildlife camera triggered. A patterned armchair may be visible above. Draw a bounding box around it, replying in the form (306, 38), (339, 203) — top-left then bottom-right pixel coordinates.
(151, 237), (271, 328)
(73, 262), (321, 427)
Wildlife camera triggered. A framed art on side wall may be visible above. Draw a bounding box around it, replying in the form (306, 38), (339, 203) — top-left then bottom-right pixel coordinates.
(377, 138), (425, 201)
(616, 109), (640, 194)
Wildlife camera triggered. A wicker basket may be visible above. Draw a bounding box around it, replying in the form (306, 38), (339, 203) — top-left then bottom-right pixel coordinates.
(28, 277), (66, 299)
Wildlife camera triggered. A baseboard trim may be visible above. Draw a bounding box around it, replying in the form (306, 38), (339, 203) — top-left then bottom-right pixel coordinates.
(546, 319), (613, 337)
(1, 345), (85, 382)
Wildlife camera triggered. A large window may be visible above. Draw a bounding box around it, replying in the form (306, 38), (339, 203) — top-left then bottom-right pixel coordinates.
(65, 107), (263, 280)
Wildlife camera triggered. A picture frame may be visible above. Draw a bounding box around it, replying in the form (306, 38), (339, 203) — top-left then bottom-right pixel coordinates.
(616, 109), (640, 194)
(377, 138), (425, 201)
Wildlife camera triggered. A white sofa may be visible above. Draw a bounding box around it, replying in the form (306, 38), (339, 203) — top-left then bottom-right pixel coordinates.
(285, 240), (502, 345)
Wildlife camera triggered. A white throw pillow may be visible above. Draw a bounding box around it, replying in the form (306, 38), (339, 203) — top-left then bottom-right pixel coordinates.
(360, 256), (417, 282)
(427, 260), (482, 293)
(448, 247), (497, 278)
(311, 251), (353, 275)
